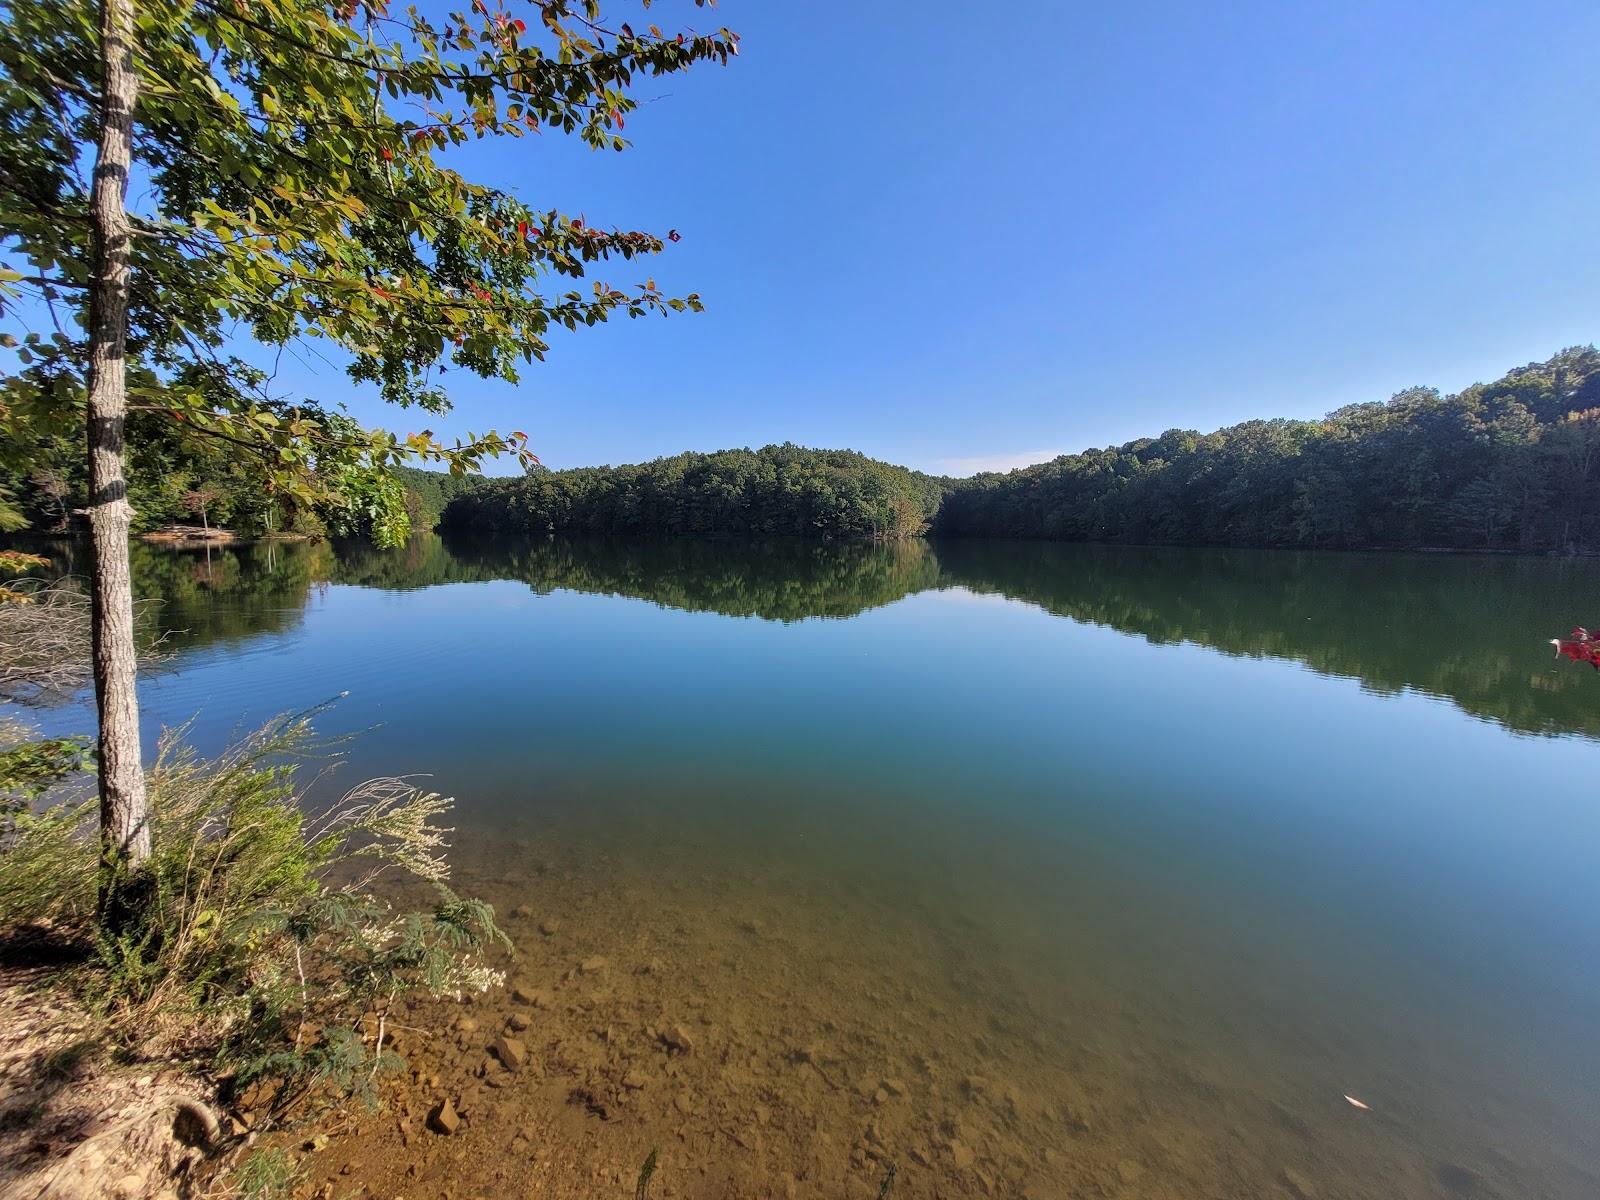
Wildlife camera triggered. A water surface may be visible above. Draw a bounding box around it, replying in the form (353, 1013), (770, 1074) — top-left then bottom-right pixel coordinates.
(35, 535), (1600, 1199)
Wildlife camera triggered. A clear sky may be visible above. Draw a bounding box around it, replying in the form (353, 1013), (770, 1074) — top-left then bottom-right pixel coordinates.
(274, 0), (1600, 476)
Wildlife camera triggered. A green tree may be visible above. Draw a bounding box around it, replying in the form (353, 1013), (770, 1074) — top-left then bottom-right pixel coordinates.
(0, 0), (738, 896)
(933, 348), (1600, 554)
(1544, 408), (1600, 551)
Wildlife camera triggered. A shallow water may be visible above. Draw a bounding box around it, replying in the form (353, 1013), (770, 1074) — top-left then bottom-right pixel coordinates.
(34, 535), (1600, 1198)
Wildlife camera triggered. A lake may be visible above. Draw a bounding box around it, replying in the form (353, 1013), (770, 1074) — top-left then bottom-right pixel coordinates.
(34, 535), (1600, 1199)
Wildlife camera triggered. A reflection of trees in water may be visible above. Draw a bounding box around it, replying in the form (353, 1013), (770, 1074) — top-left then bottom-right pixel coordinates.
(406, 534), (942, 623)
(35, 538), (335, 650)
(932, 540), (1600, 739)
(324, 534), (944, 622)
(98, 533), (1600, 739)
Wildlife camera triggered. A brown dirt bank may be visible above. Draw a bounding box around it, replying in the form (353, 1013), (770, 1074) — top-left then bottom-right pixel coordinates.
(0, 933), (220, 1200)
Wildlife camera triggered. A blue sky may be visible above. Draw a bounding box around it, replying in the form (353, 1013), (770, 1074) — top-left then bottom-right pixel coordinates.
(286, 0), (1600, 475)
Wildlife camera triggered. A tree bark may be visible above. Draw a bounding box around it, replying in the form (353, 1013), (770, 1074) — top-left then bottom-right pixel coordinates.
(87, 0), (150, 889)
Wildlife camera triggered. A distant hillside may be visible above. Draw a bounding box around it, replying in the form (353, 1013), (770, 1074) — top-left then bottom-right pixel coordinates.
(933, 347), (1600, 552)
(435, 444), (949, 540)
(14, 349), (1591, 553)
(413, 348), (1600, 552)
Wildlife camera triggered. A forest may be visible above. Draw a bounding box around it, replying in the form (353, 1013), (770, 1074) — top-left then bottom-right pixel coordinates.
(936, 347), (1600, 551)
(0, 391), (409, 542)
(435, 444), (949, 540)
(5, 348), (1600, 551)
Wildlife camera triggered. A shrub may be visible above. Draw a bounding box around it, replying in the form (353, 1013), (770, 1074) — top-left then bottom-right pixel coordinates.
(0, 708), (509, 1117)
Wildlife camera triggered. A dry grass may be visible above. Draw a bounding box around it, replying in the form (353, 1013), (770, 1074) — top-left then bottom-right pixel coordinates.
(0, 576), (169, 706)
(0, 578), (94, 704)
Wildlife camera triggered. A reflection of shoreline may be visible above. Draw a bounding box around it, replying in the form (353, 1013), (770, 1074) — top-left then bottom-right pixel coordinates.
(87, 533), (1600, 741)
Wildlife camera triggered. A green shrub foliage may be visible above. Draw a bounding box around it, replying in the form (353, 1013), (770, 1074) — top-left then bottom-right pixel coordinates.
(0, 710), (508, 1115)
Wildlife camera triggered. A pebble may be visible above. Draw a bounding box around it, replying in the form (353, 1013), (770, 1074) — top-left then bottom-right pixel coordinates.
(428, 1098), (461, 1136)
(1116, 1160), (1144, 1185)
(490, 1036), (526, 1070)
(579, 956), (608, 974)
(662, 1024), (696, 1055)
(539, 919), (560, 936)
(949, 1140), (976, 1168)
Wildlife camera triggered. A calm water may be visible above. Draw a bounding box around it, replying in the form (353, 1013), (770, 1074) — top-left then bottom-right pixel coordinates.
(34, 536), (1600, 1198)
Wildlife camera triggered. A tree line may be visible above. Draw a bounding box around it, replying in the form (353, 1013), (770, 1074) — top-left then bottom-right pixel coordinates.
(7, 348), (1600, 552)
(1, 392), (406, 541)
(935, 348), (1600, 551)
(435, 444), (950, 539)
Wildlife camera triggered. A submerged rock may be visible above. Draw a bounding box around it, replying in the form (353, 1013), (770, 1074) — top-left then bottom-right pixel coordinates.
(1435, 1164), (1480, 1196)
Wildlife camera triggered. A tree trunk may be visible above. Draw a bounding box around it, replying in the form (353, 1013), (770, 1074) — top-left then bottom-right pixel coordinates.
(87, 0), (150, 893)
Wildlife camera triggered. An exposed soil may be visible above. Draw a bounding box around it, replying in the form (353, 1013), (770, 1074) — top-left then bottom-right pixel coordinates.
(0, 930), (218, 1200)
